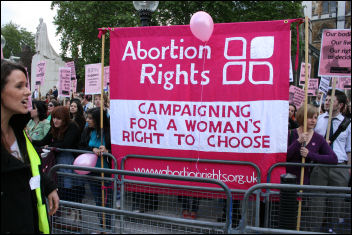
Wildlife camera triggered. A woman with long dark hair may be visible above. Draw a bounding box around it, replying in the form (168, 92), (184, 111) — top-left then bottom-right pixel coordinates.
(26, 100), (50, 141)
(69, 98), (86, 132)
(1, 60), (59, 233)
(79, 107), (113, 228)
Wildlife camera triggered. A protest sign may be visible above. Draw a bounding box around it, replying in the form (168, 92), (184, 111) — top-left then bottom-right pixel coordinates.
(59, 67), (71, 97)
(104, 66), (110, 90)
(336, 77), (351, 90)
(109, 20), (292, 190)
(299, 62), (311, 86)
(318, 29), (351, 77)
(35, 61), (46, 86)
(319, 76), (331, 94)
(289, 85), (305, 110)
(65, 61), (76, 79)
(307, 78), (319, 96)
(85, 63), (101, 95)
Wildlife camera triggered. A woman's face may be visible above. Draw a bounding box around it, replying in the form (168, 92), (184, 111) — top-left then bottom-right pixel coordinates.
(289, 105), (295, 118)
(86, 114), (95, 128)
(1, 70), (31, 115)
(307, 113), (318, 130)
(48, 102), (55, 113)
(52, 117), (63, 128)
(70, 102), (78, 114)
(30, 105), (38, 118)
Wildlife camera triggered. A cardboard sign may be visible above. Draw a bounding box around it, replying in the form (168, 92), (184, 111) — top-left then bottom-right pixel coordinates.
(318, 29), (351, 77)
(104, 66), (110, 90)
(65, 61), (76, 79)
(289, 85), (305, 109)
(307, 78), (319, 96)
(109, 20), (292, 190)
(299, 62), (311, 86)
(59, 67), (71, 97)
(319, 76), (331, 94)
(85, 63), (102, 95)
(35, 61), (46, 86)
(336, 77), (351, 90)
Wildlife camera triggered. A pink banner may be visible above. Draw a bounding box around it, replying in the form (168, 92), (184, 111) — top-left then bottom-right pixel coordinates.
(307, 78), (319, 96)
(35, 61), (46, 86)
(289, 85), (304, 109)
(318, 29), (351, 77)
(299, 62), (311, 86)
(59, 67), (71, 97)
(336, 77), (351, 90)
(109, 20), (291, 190)
(85, 63), (101, 95)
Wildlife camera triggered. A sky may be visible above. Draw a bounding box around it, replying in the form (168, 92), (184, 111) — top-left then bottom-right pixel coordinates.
(1, 1), (62, 54)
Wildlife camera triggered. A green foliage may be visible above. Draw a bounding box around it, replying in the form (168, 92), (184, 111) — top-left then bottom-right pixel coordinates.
(1, 22), (35, 58)
(51, 1), (304, 89)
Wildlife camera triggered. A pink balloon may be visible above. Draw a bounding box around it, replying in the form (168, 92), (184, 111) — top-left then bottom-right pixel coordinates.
(190, 11), (214, 42)
(73, 153), (98, 175)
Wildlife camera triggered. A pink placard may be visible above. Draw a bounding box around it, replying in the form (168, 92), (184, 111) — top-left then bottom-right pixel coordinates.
(299, 62), (311, 86)
(71, 79), (77, 93)
(85, 63), (101, 95)
(289, 85), (305, 109)
(104, 66), (110, 90)
(35, 61), (46, 86)
(109, 20), (293, 190)
(318, 29), (351, 77)
(65, 61), (76, 79)
(59, 67), (71, 97)
(336, 77), (351, 90)
(307, 78), (319, 96)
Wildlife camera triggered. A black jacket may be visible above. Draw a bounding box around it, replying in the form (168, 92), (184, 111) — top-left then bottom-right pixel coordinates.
(1, 113), (57, 233)
(32, 121), (81, 149)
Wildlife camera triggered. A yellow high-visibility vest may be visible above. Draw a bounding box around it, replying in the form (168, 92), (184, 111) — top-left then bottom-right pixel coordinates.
(23, 131), (50, 234)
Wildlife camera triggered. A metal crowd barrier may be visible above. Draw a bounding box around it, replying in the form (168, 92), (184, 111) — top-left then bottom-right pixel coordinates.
(48, 163), (233, 234)
(240, 183), (351, 234)
(121, 154), (262, 230)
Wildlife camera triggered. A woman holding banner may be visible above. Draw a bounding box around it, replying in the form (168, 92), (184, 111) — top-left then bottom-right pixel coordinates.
(287, 104), (338, 185)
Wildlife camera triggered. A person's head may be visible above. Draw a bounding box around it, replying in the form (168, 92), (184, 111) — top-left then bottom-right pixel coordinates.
(1, 60), (31, 117)
(296, 104), (318, 130)
(31, 100), (47, 121)
(325, 89), (347, 114)
(53, 85), (57, 91)
(50, 106), (71, 139)
(48, 99), (59, 114)
(48, 89), (53, 94)
(86, 107), (109, 132)
(70, 98), (83, 116)
(94, 93), (109, 108)
(64, 97), (71, 108)
(289, 103), (296, 119)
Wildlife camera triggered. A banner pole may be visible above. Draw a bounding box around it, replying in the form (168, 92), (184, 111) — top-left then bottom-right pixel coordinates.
(325, 77), (337, 141)
(297, 15), (309, 232)
(100, 32), (106, 229)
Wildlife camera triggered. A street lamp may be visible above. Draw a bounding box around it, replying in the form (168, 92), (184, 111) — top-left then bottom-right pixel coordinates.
(133, 1), (159, 26)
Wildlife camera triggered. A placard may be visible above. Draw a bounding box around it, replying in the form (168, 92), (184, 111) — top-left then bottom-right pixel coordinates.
(35, 61), (46, 86)
(85, 63), (102, 95)
(318, 29), (351, 77)
(307, 78), (319, 96)
(59, 67), (71, 97)
(299, 62), (311, 86)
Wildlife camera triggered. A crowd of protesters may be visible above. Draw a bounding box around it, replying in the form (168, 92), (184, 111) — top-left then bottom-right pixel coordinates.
(2, 60), (350, 233)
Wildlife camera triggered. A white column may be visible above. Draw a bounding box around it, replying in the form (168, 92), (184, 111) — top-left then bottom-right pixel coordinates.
(337, 1), (345, 29)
